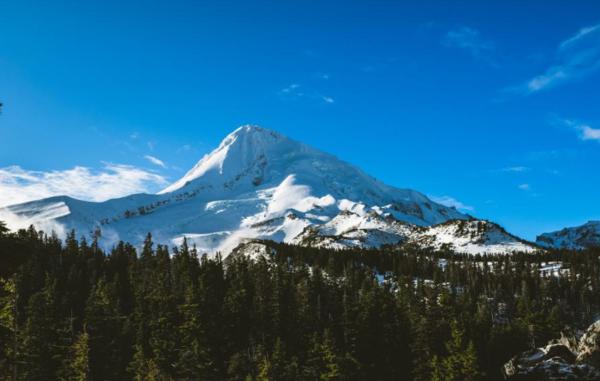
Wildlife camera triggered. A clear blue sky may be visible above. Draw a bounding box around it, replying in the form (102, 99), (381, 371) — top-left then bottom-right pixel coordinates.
(1, 0), (599, 239)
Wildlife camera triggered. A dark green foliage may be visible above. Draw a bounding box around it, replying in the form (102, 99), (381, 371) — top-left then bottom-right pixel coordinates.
(430, 321), (482, 381)
(60, 328), (90, 381)
(1, 224), (600, 380)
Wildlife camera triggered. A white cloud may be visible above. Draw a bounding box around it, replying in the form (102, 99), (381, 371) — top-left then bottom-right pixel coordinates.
(443, 26), (496, 64)
(279, 83), (334, 105)
(144, 155), (167, 168)
(524, 52), (600, 93)
(501, 166), (530, 173)
(281, 83), (301, 94)
(429, 195), (474, 212)
(580, 125), (600, 141)
(0, 207), (67, 237)
(518, 183), (530, 191)
(556, 118), (600, 142)
(0, 163), (168, 208)
(526, 66), (568, 92)
(560, 24), (600, 50)
(515, 23), (600, 94)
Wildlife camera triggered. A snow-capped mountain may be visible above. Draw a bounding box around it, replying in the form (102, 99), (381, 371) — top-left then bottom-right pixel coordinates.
(0, 125), (537, 255)
(536, 221), (600, 250)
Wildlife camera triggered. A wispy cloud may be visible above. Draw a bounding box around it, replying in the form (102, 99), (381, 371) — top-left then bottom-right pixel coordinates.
(429, 195), (474, 212)
(442, 26), (496, 64)
(176, 144), (192, 154)
(555, 117), (600, 142)
(501, 166), (530, 173)
(280, 83), (302, 96)
(0, 163), (168, 208)
(144, 155), (167, 168)
(513, 23), (600, 94)
(279, 83), (334, 105)
(518, 183), (531, 191)
(560, 24), (600, 50)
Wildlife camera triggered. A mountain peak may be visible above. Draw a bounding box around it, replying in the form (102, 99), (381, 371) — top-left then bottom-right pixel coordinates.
(158, 125), (297, 194)
(220, 125), (290, 154)
(4, 124), (498, 254)
(229, 124), (281, 138)
(218, 125), (285, 150)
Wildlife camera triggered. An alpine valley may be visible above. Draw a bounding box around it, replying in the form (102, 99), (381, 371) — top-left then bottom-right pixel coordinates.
(0, 125), (540, 255)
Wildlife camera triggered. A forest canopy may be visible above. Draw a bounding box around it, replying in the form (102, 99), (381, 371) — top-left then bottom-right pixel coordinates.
(1, 223), (599, 380)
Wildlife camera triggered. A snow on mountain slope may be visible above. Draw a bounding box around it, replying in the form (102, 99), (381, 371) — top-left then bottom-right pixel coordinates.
(408, 220), (538, 254)
(157, 126), (464, 226)
(536, 221), (600, 250)
(293, 215), (538, 254)
(292, 209), (414, 249)
(0, 125), (533, 255)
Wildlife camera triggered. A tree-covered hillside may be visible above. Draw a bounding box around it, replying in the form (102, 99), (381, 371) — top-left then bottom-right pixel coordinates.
(1, 222), (600, 380)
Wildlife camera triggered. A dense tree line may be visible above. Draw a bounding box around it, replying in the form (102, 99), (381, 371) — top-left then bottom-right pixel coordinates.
(1, 222), (600, 380)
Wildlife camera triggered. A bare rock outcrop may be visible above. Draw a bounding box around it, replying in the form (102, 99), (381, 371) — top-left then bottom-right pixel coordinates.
(503, 321), (600, 380)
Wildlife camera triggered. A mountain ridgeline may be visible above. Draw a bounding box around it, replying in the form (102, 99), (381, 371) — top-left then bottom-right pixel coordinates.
(1, 125), (546, 255)
(537, 221), (600, 250)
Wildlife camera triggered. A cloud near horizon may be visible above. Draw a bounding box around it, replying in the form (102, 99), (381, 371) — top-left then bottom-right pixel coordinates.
(0, 163), (168, 208)
(429, 195), (474, 212)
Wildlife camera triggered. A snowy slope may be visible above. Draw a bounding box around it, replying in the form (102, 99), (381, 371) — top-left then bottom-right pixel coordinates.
(0, 125), (533, 255)
(293, 216), (537, 254)
(408, 220), (537, 254)
(536, 221), (600, 250)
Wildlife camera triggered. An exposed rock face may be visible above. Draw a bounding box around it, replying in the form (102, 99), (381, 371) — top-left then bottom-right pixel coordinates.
(503, 321), (600, 380)
(577, 321), (600, 368)
(225, 241), (275, 264)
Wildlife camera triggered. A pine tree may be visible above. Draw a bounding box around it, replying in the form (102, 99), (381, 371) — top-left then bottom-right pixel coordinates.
(174, 286), (214, 380)
(0, 221), (9, 237)
(129, 344), (170, 381)
(430, 321), (483, 381)
(18, 276), (66, 380)
(147, 245), (177, 377)
(60, 328), (90, 381)
(85, 278), (128, 380)
(319, 330), (342, 381)
(0, 277), (17, 379)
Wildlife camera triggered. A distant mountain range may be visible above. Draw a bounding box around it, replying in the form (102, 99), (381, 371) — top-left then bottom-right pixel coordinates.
(1, 126), (596, 254)
(537, 221), (600, 250)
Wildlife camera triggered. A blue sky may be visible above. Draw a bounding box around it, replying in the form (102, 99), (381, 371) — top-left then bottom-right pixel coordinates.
(0, 0), (599, 239)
